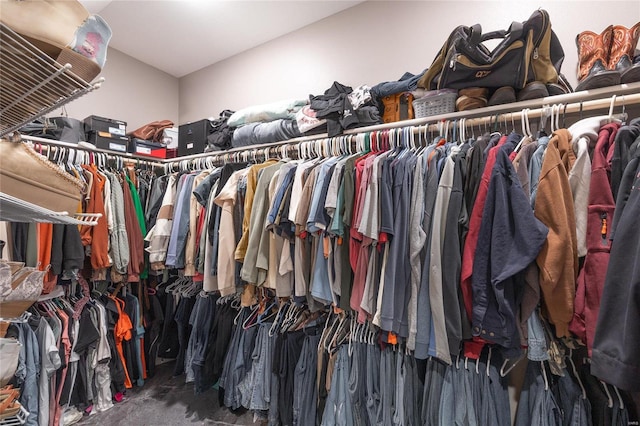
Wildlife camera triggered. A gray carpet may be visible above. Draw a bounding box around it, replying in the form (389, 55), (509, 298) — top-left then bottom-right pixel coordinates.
(77, 361), (255, 425)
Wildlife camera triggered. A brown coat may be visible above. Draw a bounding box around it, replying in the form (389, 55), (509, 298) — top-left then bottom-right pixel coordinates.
(80, 165), (110, 270)
(534, 129), (578, 337)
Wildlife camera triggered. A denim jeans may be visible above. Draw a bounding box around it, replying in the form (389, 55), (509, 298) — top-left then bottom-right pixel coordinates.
(552, 372), (592, 426)
(404, 355), (422, 426)
(238, 323), (274, 411)
(321, 346), (353, 426)
(348, 341), (368, 426)
(275, 329), (305, 426)
(454, 364), (478, 426)
(220, 308), (246, 408)
(515, 360), (563, 426)
(380, 347), (395, 426)
(293, 332), (321, 426)
(393, 350), (405, 426)
(226, 321), (258, 410)
(422, 357), (446, 425)
(439, 366), (455, 426)
(268, 370), (280, 426)
(365, 343), (381, 426)
(487, 360), (511, 426)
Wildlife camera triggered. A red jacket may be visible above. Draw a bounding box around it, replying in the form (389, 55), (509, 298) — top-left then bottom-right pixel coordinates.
(569, 123), (619, 354)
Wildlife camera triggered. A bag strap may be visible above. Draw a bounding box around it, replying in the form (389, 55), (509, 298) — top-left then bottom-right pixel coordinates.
(481, 21), (523, 42)
(469, 24), (482, 46)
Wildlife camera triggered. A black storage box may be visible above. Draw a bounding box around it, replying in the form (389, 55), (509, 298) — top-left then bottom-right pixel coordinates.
(84, 115), (127, 136)
(178, 119), (210, 157)
(88, 131), (130, 153)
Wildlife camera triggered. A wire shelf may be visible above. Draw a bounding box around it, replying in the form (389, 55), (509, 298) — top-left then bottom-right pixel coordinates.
(0, 192), (101, 225)
(0, 23), (102, 137)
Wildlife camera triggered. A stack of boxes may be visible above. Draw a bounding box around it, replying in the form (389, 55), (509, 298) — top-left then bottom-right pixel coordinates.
(83, 115), (178, 159)
(84, 115), (129, 153)
(82, 116), (219, 159)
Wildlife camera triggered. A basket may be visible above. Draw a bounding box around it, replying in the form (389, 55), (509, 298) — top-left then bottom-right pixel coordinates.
(412, 89), (457, 118)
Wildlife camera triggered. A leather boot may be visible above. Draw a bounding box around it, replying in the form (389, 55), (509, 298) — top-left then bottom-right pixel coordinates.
(575, 26), (621, 91)
(610, 23), (640, 84)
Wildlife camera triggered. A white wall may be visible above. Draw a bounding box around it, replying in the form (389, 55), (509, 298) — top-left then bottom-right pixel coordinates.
(55, 47), (179, 131)
(179, 0), (640, 124)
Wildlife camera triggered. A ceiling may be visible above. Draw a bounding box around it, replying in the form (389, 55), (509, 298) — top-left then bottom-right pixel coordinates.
(79, 0), (363, 78)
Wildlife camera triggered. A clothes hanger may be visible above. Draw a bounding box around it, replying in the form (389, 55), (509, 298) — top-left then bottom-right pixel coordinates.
(608, 95), (617, 123)
(600, 380), (614, 408)
(328, 312), (349, 353)
(541, 361), (550, 391)
(500, 353), (525, 377)
(242, 303), (261, 329)
(321, 311), (342, 351)
(348, 317), (356, 356)
(612, 385), (625, 411)
(514, 108), (530, 153)
(485, 346), (492, 377)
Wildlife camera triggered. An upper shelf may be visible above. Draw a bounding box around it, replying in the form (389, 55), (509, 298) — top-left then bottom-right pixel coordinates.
(0, 23), (102, 138)
(0, 192), (102, 226)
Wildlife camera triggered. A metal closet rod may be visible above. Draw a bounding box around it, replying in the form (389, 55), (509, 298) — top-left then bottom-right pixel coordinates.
(169, 87), (640, 164)
(421, 92), (639, 132)
(18, 134), (165, 166)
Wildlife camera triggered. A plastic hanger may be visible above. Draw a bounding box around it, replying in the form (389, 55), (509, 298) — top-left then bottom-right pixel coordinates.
(542, 361), (550, 391)
(242, 303), (261, 329)
(500, 353), (525, 377)
(600, 380), (614, 408)
(486, 346), (492, 377)
(608, 95), (617, 123)
(613, 385), (625, 411)
(515, 108), (531, 153)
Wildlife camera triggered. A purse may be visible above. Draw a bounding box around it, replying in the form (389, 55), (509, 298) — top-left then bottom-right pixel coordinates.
(0, 135), (85, 214)
(417, 9), (565, 90)
(129, 120), (174, 143)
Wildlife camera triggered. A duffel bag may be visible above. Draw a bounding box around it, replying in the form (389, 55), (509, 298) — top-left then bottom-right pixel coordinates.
(417, 9), (565, 90)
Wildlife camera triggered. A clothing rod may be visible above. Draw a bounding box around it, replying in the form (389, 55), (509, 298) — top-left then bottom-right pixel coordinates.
(17, 134), (165, 165)
(167, 82), (640, 163)
(423, 91), (640, 131)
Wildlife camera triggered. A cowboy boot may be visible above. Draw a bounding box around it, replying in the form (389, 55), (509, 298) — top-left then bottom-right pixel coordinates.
(575, 26), (620, 91)
(610, 22), (640, 84)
